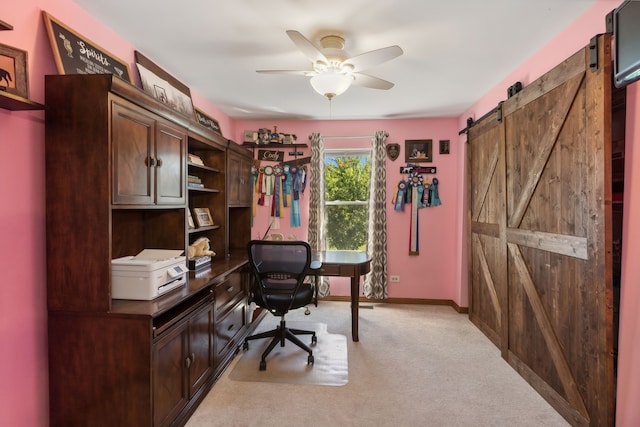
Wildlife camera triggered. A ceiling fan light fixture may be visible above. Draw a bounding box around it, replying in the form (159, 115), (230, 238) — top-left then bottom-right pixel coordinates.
(310, 72), (354, 100)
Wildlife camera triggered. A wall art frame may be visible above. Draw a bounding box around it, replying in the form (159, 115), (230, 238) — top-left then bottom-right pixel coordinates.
(405, 139), (433, 163)
(195, 108), (222, 135)
(135, 50), (195, 118)
(42, 11), (133, 83)
(0, 43), (28, 99)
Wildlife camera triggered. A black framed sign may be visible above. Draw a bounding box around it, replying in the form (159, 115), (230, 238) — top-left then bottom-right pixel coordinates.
(42, 11), (133, 83)
(195, 108), (222, 135)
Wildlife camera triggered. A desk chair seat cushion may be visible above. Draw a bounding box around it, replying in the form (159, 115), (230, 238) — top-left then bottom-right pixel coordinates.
(253, 282), (314, 315)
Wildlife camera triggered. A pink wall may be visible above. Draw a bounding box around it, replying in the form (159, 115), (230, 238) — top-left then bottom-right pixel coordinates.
(2, 0), (639, 425)
(457, 0), (639, 425)
(233, 119), (460, 299)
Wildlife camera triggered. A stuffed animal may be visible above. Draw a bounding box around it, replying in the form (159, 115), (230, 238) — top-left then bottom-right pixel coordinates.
(188, 237), (216, 259)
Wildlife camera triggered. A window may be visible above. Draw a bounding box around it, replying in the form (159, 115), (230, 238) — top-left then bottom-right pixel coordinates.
(324, 149), (371, 250)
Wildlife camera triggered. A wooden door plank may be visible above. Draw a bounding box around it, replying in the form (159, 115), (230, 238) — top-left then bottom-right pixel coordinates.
(508, 242), (589, 418)
(472, 141), (499, 221)
(508, 72), (585, 228)
(506, 228), (588, 260)
(473, 234), (501, 326)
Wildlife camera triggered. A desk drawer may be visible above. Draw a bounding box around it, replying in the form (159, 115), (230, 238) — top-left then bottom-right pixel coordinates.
(319, 264), (341, 276)
(214, 302), (246, 363)
(214, 273), (243, 312)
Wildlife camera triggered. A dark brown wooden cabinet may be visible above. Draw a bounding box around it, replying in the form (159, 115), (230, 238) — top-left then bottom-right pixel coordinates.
(227, 147), (253, 206)
(112, 100), (186, 205)
(45, 74), (255, 427)
(153, 294), (214, 427)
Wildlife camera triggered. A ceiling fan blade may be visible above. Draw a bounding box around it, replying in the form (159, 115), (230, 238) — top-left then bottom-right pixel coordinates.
(286, 30), (328, 63)
(256, 69), (315, 76)
(352, 73), (395, 90)
(344, 45), (403, 72)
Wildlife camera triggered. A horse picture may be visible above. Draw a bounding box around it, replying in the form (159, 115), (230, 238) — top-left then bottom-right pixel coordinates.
(0, 67), (12, 88)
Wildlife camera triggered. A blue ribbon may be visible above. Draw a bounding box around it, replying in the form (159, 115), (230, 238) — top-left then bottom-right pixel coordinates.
(430, 178), (442, 206)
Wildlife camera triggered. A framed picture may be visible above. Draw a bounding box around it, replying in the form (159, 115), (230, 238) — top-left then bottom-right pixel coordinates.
(187, 209), (196, 229)
(195, 108), (222, 135)
(193, 207), (214, 227)
(405, 139), (433, 163)
(439, 139), (450, 155)
(135, 50), (195, 118)
(41, 12), (133, 83)
(0, 43), (28, 98)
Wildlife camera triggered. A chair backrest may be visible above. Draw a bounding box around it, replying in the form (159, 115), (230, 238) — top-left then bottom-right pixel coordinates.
(247, 240), (312, 313)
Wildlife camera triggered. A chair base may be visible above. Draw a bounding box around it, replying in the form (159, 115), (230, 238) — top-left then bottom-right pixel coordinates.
(243, 318), (317, 370)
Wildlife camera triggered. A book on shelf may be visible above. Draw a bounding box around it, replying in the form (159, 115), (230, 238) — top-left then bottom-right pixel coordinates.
(188, 182), (205, 188)
(188, 153), (204, 166)
(188, 174), (202, 184)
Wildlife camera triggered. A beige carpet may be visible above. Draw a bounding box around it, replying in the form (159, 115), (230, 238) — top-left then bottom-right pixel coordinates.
(228, 321), (348, 386)
(186, 301), (569, 427)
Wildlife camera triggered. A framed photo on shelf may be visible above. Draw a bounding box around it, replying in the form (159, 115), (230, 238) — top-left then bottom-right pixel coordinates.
(405, 139), (433, 163)
(193, 208), (214, 227)
(187, 209), (196, 229)
(134, 50), (195, 118)
(0, 43), (29, 99)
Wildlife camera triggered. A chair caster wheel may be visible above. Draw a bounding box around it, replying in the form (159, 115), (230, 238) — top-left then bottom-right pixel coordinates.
(308, 354), (314, 365)
(311, 335), (317, 345)
(259, 360), (267, 371)
(243, 341), (249, 351)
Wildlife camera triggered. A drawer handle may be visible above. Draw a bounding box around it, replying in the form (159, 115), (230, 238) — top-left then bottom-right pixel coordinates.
(227, 323), (235, 331)
(184, 352), (195, 369)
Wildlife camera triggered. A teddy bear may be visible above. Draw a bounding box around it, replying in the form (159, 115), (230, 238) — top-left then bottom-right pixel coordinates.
(188, 237), (216, 259)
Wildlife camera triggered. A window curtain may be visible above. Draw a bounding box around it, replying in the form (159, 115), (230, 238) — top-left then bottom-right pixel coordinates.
(363, 131), (389, 299)
(308, 132), (330, 296)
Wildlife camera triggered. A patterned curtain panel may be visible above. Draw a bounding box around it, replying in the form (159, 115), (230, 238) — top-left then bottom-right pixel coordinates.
(307, 132), (330, 296)
(363, 131), (389, 299)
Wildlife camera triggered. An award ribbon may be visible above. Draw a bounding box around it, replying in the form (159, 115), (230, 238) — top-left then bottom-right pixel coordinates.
(430, 177), (442, 206)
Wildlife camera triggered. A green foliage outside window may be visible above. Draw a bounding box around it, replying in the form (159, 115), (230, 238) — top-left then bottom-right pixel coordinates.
(324, 155), (371, 250)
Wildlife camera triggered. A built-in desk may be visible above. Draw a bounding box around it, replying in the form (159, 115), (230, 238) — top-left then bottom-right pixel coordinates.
(312, 250), (371, 342)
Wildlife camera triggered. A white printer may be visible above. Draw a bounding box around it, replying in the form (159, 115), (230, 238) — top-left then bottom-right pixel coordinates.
(111, 249), (187, 300)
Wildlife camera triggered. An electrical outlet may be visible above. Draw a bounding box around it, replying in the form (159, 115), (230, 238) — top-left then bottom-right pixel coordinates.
(390, 275), (400, 283)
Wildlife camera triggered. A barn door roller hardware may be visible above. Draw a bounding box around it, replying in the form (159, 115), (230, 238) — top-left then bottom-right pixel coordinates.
(589, 34), (602, 72)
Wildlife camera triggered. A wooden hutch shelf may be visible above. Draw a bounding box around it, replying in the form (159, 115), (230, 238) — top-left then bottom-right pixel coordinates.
(0, 91), (45, 111)
(0, 19), (12, 30)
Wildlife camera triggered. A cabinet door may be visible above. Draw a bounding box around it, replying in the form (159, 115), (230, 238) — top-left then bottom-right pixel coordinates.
(187, 301), (214, 397)
(156, 122), (186, 205)
(112, 101), (155, 205)
(228, 151), (253, 206)
(153, 322), (189, 427)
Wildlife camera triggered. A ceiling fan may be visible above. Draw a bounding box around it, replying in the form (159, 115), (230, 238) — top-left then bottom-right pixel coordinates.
(257, 30), (403, 100)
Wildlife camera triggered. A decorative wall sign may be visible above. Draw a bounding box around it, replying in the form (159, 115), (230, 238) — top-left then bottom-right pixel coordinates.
(439, 140), (450, 155)
(400, 165), (437, 174)
(0, 43), (28, 98)
(42, 12), (133, 83)
(257, 150), (284, 162)
(386, 143), (400, 161)
(195, 108), (222, 135)
(134, 50), (195, 118)
(405, 139), (432, 162)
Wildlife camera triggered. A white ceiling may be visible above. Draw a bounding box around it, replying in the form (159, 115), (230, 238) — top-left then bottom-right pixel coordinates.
(71, 0), (606, 121)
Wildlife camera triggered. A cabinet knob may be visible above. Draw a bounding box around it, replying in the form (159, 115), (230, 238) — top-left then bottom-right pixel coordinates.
(156, 157), (163, 167)
(146, 156), (156, 167)
(226, 286), (234, 293)
(185, 352), (195, 369)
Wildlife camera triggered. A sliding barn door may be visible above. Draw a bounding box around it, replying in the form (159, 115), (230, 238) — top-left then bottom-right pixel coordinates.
(468, 35), (614, 427)
(468, 112), (507, 352)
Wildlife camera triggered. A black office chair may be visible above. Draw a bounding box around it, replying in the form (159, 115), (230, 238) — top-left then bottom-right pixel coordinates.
(243, 240), (317, 371)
